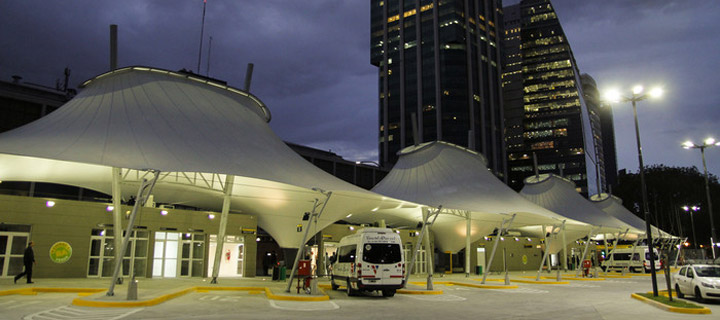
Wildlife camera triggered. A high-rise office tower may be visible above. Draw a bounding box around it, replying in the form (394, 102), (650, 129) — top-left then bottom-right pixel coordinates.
(502, 0), (603, 195)
(582, 74), (618, 192)
(371, 0), (506, 179)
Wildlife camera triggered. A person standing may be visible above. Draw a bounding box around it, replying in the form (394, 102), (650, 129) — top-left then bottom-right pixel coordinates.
(14, 241), (36, 284)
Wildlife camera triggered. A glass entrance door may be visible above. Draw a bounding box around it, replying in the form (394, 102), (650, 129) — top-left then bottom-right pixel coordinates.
(180, 233), (205, 277)
(0, 231), (30, 278)
(87, 228), (149, 278)
(153, 232), (180, 278)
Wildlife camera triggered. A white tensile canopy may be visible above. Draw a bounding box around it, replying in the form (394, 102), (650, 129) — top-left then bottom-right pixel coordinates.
(590, 193), (673, 239)
(362, 141), (589, 253)
(520, 174), (645, 241)
(0, 66), (408, 248)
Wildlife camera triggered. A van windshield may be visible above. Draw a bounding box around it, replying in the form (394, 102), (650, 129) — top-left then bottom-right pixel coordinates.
(362, 243), (402, 264)
(645, 251), (659, 261)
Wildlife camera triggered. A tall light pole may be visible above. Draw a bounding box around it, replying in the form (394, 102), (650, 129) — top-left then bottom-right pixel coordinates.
(681, 205), (700, 249)
(683, 138), (720, 259)
(605, 85), (663, 296)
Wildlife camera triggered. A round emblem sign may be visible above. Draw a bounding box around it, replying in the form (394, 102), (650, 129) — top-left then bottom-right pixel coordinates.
(49, 241), (72, 263)
(522, 254), (528, 265)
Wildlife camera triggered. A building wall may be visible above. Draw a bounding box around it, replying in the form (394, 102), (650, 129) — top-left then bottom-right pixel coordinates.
(0, 194), (256, 278)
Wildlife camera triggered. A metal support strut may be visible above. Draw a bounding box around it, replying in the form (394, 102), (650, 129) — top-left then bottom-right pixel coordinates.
(210, 175), (235, 284)
(405, 206), (442, 289)
(285, 190), (332, 293)
(482, 214), (516, 284)
(107, 170), (161, 296)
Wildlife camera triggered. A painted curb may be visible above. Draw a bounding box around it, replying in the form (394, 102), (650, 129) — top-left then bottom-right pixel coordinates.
(630, 293), (711, 314)
(415, 281), (517, 290)
(514, 278), (570, 285)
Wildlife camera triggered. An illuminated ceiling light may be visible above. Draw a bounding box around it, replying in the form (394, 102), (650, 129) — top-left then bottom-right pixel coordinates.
(161, 210), (169, 216)
(106, 205), (114, 212)
(185, 233), (191, 237)
(346, 214), (352, 218)
(100, 230), (105, 236)
(500, 237), (505, 241)
(395, 230), (400, 234)
(371, 207), (379, 212)
(256, 237), (261, 242)
(527, 238), (531, 242)
(46, 200), (56, 208)
(349, 226), (355, 231)
(632, 85), (644, 95)
(208, 214), (215, 220)
(514, 237), (519, 241)
(415, 231), (420, 236)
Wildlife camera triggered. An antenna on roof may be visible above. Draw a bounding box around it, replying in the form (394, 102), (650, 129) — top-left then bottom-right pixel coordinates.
(411, 112), (419, 146)
(244, 63), (254, 92)
(206, 36), (213, 77)
(197, 0), (208, 74)
(110, 24), (118, 70)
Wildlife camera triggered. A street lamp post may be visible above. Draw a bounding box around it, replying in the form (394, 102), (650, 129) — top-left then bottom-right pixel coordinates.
(681, 205), (700, 249)
(683, 138), (720, 259)
(605, 85), (663, 296)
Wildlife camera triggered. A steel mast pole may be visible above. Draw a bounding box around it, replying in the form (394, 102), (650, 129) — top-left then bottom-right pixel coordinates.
(700, 147), (718, 259)
(631, 97), (658, 296)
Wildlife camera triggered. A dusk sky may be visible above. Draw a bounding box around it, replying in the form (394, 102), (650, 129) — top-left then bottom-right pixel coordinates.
(1, 0), (719, 178)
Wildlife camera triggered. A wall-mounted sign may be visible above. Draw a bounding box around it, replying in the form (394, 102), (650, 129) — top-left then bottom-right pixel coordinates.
(49, 241), (72, 263)
(522, 254), (528, 265)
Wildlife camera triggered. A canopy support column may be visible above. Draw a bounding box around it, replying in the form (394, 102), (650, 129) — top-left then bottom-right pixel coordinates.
(406, 207), (442, 287)
(536, 224), (559, 281)
(465, 211), (471, 278)
(623, 238), (640, 275)
(424, 208), (441, 290)
(285, 190), (332, 293)
(481, 214), (516, 284)
(604, 230), (623, 275)
(211, 175), (235, 284)
(576, 228), (597, 277)
(107, 170), (160, 296)
(111, 167), (124, 284)
(561, 222), (568, 272)
(674, 238), (687, 268)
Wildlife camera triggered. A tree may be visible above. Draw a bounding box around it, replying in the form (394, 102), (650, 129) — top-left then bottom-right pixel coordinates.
(614, 165), (720, 247)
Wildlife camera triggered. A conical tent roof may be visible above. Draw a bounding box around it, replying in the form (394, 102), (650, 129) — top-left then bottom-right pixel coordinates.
(520, 174), (643, 238)
(590, 193), (672, 238)
(367, 141), (589, 252)
(0, 66), (400, 247)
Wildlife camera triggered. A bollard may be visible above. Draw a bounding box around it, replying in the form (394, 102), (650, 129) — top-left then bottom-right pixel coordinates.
(504, 271), (510, 285)
(127, 275), (138, 301)
(309, 277), (320, 295)
(556, 268), (561, 281)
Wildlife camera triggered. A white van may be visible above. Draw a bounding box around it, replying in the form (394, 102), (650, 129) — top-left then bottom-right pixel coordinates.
(601, 246), (661, 272)
(330, 228), (405, 297)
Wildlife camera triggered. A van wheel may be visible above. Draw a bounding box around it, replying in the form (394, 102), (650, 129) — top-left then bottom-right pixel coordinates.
(675, 284), (684, 298)
(695, 287), (704, 303)
(330, 277), (339, 290)
(346, 280), (357, 296)
(382, 289), (396, 297)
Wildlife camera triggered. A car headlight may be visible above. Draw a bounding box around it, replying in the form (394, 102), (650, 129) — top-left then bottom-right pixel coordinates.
(701, 282), (714, 288)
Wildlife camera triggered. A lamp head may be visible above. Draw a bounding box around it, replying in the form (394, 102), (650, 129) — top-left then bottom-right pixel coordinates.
(705, 138), (716, 146)
(682, 205), (689, 211)
(632, 85), (644, 95)
(648, 87), (663, 99)
(603, 89), (621, 103)
(682, 141), (695, 149)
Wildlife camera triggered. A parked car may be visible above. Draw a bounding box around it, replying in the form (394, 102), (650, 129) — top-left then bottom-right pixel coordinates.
(674, 264), (720, 302)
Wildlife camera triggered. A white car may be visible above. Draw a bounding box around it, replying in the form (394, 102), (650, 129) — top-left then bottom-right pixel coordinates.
(674, 264), (720, 302)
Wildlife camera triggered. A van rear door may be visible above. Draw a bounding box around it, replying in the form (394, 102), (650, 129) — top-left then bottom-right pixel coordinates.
(361, 243), (403, 285)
